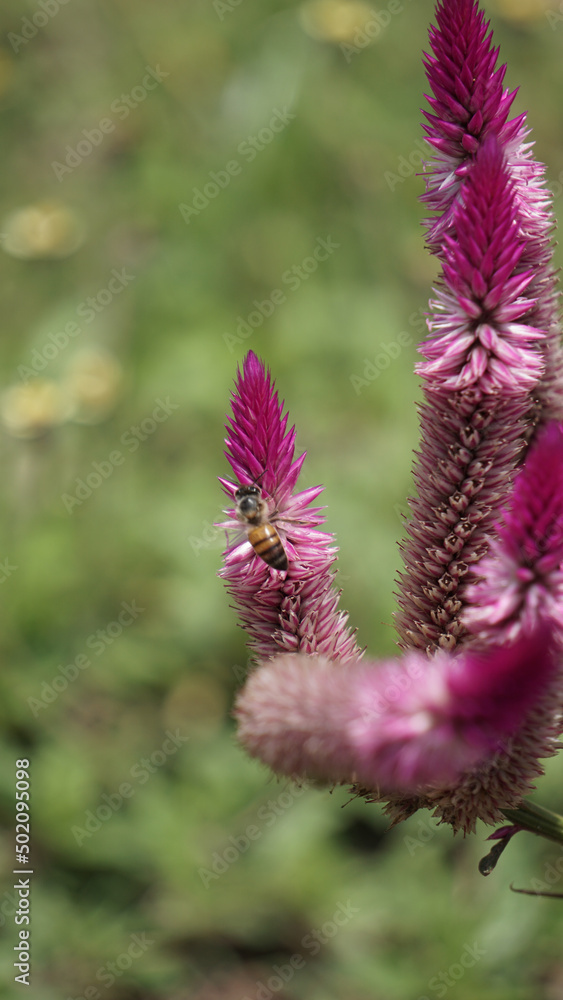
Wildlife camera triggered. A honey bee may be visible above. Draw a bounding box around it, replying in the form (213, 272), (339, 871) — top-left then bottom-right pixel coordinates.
(234, 483), (288, 572)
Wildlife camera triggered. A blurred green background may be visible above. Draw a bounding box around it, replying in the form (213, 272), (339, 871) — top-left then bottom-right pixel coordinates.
(1, 0), (563, 997)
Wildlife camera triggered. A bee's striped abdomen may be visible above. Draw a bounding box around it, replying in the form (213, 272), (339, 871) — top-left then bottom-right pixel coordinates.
(248, 524), (288, 571)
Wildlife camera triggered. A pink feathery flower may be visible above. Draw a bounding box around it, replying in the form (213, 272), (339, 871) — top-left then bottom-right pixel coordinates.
(465, 421), (563, 643)
(218, 351), (362, 665)
(422, 0), (563, 419)
(396, 0), (563, 653)
(417, 134), (543, 393)
(396, 135), (540, 653)
(423, 0), (526, 248)
(235, 625), (559, 809)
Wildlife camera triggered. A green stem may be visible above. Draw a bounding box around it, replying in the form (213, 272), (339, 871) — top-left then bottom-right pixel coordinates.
(502, 799), (563, 846)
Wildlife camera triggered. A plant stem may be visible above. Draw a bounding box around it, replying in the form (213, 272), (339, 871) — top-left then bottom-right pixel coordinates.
(502, 800), (563, 846)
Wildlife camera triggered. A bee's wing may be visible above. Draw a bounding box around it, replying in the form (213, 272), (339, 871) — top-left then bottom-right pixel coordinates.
(224, 524), (248, 549)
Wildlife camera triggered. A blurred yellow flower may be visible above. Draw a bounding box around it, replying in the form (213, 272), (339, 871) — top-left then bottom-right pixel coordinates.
(494, 0), (548, 20)
(1, 379), (70, 438)
(299, 0), (377, 43)
(2, 200), (85, 260)
(63, 348), (123, 424)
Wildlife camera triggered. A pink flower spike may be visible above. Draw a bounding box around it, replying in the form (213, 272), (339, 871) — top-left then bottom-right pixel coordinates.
(218, 352), (362, 665)
(417, 135), (543, 394)
(397, 0), (563, 655)
(465, 421), (563, 643)
(422, 0), (516, 245)
(235, 625), (560, 823)
(421, 0), (563, 421)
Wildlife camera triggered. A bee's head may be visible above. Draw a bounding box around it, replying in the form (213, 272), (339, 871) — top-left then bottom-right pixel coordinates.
(235, 484), (262, 519)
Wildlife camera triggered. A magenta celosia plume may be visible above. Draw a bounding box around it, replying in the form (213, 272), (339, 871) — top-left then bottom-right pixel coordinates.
(465, 421), (563, 643)
(219, 351), (361, 665)
(421, 0), (563, 421)
(220, 0), (563, 841)
(417, 135), (543, 394)
(236, 627), (557, 794)
(396, 0), (562, 653)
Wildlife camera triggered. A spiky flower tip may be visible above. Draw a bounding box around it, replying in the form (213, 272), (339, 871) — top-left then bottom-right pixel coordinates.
(465, 421), (563, 644)
(422, 0), (563, 419)
(218, 351), (361, 665)
(418, 134), (543, 394)
(423, 0), (550, 255)
(235, 625), (558, 806)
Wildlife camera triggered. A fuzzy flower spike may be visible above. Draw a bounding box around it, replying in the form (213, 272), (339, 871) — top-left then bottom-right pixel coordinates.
(223, 1), (563, 842)
(395, 131), (544, 656)
(396, 0), (563, 653)
(219, 351), (361, 666)
(465, 420), (563, 644)
(421, 0), (563, 422)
